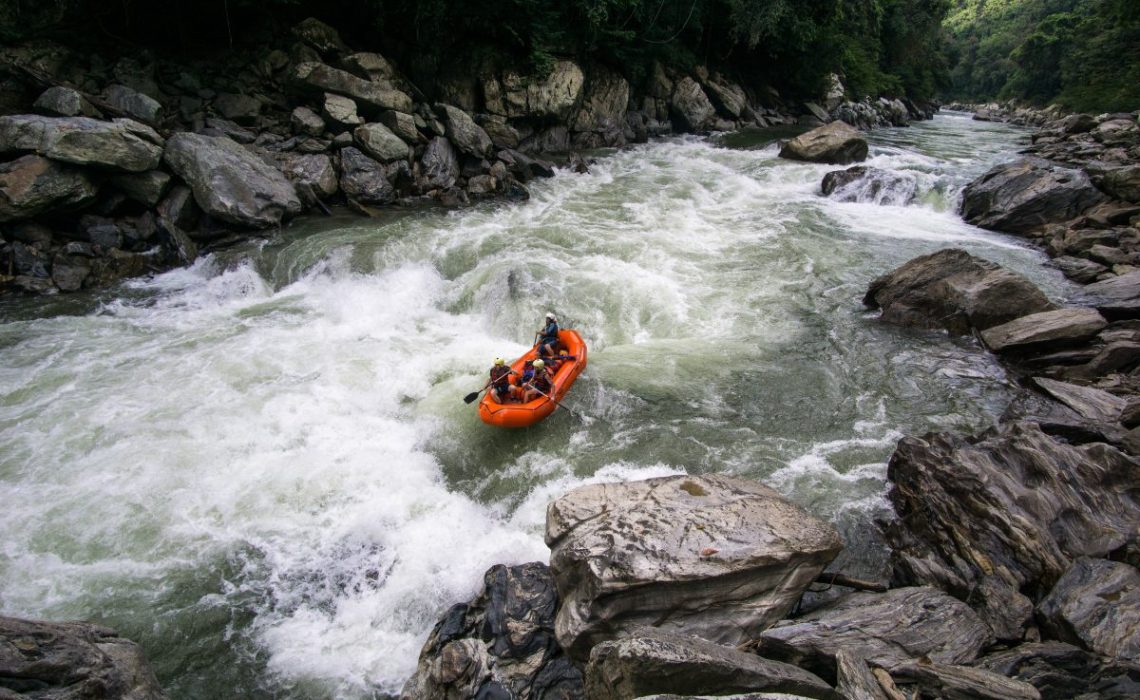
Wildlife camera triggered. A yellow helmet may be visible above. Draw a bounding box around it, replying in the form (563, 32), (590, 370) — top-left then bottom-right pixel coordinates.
(494, 357), (505, 366)
(532, 359), (545, 369)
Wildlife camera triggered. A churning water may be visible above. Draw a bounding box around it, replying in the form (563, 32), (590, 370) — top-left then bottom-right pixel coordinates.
(0, 113), (1077, 698)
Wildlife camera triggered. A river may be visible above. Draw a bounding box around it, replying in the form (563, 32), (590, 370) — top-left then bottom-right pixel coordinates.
(0, 112), (1076, 698)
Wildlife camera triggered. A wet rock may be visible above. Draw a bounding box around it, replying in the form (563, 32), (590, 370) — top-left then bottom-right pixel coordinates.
(960, 158), (1105, 234)
(420, 136), (459, 190)
(163, 132), (302, 228)
(1037, 558), (1140, 662)
(213, 93), (262, 125)
(584, 628), (835, 700)
(519, 126), (570, 155)
(0, 115), (163, 172)
(0, 154), (98, 222)
(110, 170), (171, 207)
(1082, 271), (1140, 320)
(756, 587), (992, 680)
(702, 75), (748, 120)
(34, 86), (100, 118)
(291, 62), (412, 114)
(202, 117), (256, 144)
(338, 147), (395, 205)
(467, 174), (496, 196)
(889, 658), (1041, 700)
(864, 248), (1055, 335)
(1052, 255), (1107, 283)
(779, 121), (868, 164)
(436, 104), (492, 158)
(291, 106), (325, 136)
(156, 185), (199, 232)
(353, 123), (408, 163)
(1032, 377), (1127, 424)
(400, 562), (584, 700)
(0, 615), (168, 700)
(497, 149), (554, 182)
(884, 421), (1140, 609)
(572, 65), (630, 141)
(974, 641), (1140, 700)
(103, 84), (163, 124)
(980, 308), (1107, 353)
(821, 166), (917, 205)
(670, 77), (716, 133)
(546, 474), (842, 661)
(276, 152), (338, 200)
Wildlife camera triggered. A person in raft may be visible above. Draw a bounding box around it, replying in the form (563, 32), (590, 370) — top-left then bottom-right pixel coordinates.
(536, 312), (560, 358)
(489, 357), (515, 404)
(523, 358), (554, 403)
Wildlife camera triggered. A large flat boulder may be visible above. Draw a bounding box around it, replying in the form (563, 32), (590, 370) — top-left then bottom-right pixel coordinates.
(0, 615), (168, 700)
(546, 475), (842, 661)
(1037, 558), (1140, 662)
(584, 628), (835, 700)
(290, 62), (412, 114)
(1082, 270), (1140, 320)
(779, 121), (868, 165)
(980, 307), (1107, 353)
(163, 132), (302, 228)
(1031, 377), (1127, 425)
(0, 154), (98, 222)
(960, 158), (1105, 234)
(756, 587), (993, 679)
(0, 115), (163, 172)
(864, 248), (1055, 334)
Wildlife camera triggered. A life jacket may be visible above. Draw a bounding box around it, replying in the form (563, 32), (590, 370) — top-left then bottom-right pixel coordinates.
(540, 321), (559, 344)
(532, 368), (553, 393)
(490, 365), (511, 388)
(520, 361), (535, 383)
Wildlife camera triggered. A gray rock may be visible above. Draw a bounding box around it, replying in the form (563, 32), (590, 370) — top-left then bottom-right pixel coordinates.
(213, 93), (262, 125)
(757, 587), (992, 679)
(980, 308), (1108, 353)
(497, 149), (555, 181)
(276, 153), (338, 199)
(467, 174), (496, 196)
(322, 93), (363, 127)
(702, 76), (748, 119)
(436, 104), (492, 158)
(804, 103), (830, 122)
(156, 185), (199, 232)
(52, 254), (91, 291)
(103, 84), (163, 124)
(0, 616), (158, 696)
(822, 166), (917, 205)
(379, 111), (420, 144)
(339, 147), (395, 205)
(34, 86), (100, 118)
(0, 115), (163, 172)
(520, 125), (570, 154)
(890, 659), (1041, 700)
(491, 60), (585, 121)
(353, 123), (408, 163)
(1101, 165), (1140, 203)
(961, 158), (1106, 234)
(834, 650), (890, 700)
(546, 474), (842, 661)
(670, 77), (716, 133)
(401, 563), (584, 700)
(163, 132), (302, 228)
(1038, 558), (1140, 662)
(110, 170), (171, 207)
(292, 17), (348, 56)
(341, 52), (399, 84)
(1082, 270), (1140, 320)
(885, 421), (1140, 610)
(1031, 377), (1127, 424)
(202, 117), (257, 144)
(779, 121), (868, 164)
(1087, 340), (1140, 374)
(291, 62), (412, 114)
(573, 65), (630, 137)
(585, 628), (835, 700)
(0, 154), (98, 222)
(864, 249), (1055, 335)
(291, 106), (325, 136)
(1053, 255), (1108, 283)
(974, 641), (1140, 700)
(420, 137), (459, 190)
(8, 240), (50, 277)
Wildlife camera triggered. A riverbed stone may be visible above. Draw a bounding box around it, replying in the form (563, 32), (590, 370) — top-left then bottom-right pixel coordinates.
(0, 154), (99, 222)
(1102, 165), (1140, 203)
(889, 659), (1041, 700)
(291, 105), (325, 136)
(322, 93), (363, 127)
(821, 166), (917, 205)
(163, 132), (302, 228)
(353, 122), (408, 163)
(1053, 255), (1108, 283)
(34, 86), (100, 118)
(960, 158), (1105, 234)
(420, 136), (459, 190)
(572, 65), (630, 139)
(864, 248), (1055, 334)
(584, 628), (835, 700)
(973, 641), (1140, 700)
(103, 84), (163, 123)
(1037, 558), (1140, 662)
(0, 615), (169, 700)
(213, 92), (262, 125)
(779, 121), (868, 164)
(436, 104), (492, 158)
(0, 115), (163, 172)
(380, 111), (420, 144)
(980, 307), (1107, 353)
(339, 147), (395, 205)
(275, 152), (338, 199)
(1031, 377), (1127, 424)
(670, 77), (716, 133)
(1082, 270), (1140, 319)
(546, 474), (842, 661)
(835, 649), (890, 700)
(291, 62), (412, 114)
(110, 170), (171, 207)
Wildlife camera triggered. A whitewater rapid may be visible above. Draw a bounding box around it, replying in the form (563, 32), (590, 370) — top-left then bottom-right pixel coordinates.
(0, 113), (1076, 698)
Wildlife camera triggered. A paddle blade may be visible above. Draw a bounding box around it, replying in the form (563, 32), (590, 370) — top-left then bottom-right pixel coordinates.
(463, 391), (480, 404)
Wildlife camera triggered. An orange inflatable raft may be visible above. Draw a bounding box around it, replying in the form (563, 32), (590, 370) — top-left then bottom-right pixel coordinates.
(478, 330), (588, 428)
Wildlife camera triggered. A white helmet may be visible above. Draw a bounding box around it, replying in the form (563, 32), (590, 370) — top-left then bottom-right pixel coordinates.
(545, 312), (557, 321)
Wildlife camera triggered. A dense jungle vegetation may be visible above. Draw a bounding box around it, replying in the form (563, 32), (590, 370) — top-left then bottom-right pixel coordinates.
(0, 0), (1135, 111)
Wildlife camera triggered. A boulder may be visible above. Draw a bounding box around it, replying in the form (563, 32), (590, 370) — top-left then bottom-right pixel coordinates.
(834, 650), (890, 700)
(519, 125), (570, 154)
(291, 62), (413, 114)
(490, 60), (585, 121)
(275, 153), (338, 199)
(884, 421), (1140, 611)
(1082, 270), (1140, 320)
(290, 106), (325, 137)
(156, 185), (200, 232)
(401, 563), (583, 700)
(1101, 165), (1140, 203)
(34, 86), (100, 118)
(822, 74), (846, 112)
(0, 154), (98, 222)
(572, 65), (630, 139)
(974, 641), (1140, 700)
(339, 147), (395, 205)
(203, 117), (256, 144)
(436, 104), (492, 158)
(212, 92), (262, 125)
(864, 249), (1056, 335)
(980, 308), (1107, 353)
(292, 17), (349, 56)
(110, 170), (171, 207)
(103, 84), (163, 123)
(960, 158), (1106, 234)
(0, 615), (168, 700)
(779, 121), (868, 164)
(670, 77), (716, 133)
(0, 115), (163, 172)
(821, 166), (917, 205)
(546, 474), (842, 661)
(889, 659), (1041, 700)
(1031, 377), (1127, 425)
(804, 103), (830, 123)
(380, 111), (420, 144)
(1037, 558), (1140, 662)
(757, 587), (992, 680)
(420, 137), (459, 190)
(702, 76), (748, 119)
(163, 132), (302, 228)
(1053, 255), (1108, 283)
(353, 123), (409, 163)
(584, 628), (835, 700)
(322, 93), (363, 127)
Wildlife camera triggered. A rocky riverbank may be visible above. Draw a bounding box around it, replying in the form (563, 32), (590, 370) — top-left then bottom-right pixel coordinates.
(0, 16), (936, 297)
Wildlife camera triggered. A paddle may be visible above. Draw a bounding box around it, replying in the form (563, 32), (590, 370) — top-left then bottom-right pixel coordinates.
(525, 383), (589, 422)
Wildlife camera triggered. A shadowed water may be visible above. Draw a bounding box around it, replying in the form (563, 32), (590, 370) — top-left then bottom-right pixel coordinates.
(0, 113), (1071, 698)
